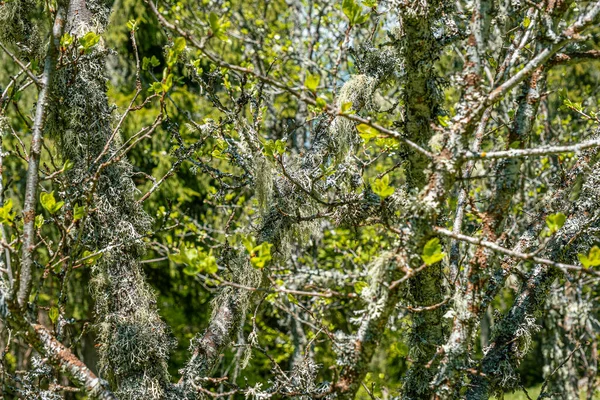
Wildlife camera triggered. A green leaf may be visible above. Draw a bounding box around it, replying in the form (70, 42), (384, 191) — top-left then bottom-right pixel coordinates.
(341, 101), (353, 113)
(305, 73), (320, 92)
(183, 264), (201, 276)
(437, 115), (450, 128)
(263, 139), (287, 158)
(40, 191), (64, 214)
(372, 174), (394, 198)
(48, 307), (59, 324)
(208, 12), (230, 41)
(169, 252), (188, 265)
(250, 242), (272, 269)
(149, 81), (163, 93)
(162, 73), (174, 93)
(354, 281), (368, 294)
(78, 32), (100, 53)
(73, 205), (85, 221)
(63, 159), (74, 171)
(0, 198), (16, 225)
(287, 293), (299, 305)
(356, 123), (379, 142)
(208, 12), (220, 31)
(60, 33), (74, 48)
(35, 214), (44, 229)
(171, 245), (218, 275)
(203, 253), (218, 274)
(143, 56), (160, 70)
(173, 37), (187, 54)
(81, 250), (103, 265)
(578, 246), (600, 268)
(192, 59), (203, 74)
(211, 148), (225, 159)
(242, 236), (256, 253)
(421, 238), (445, 265)
(523, 16), (531, 28)
(316, 97), (327, 109)
(354, 12), (370, 24)
(126, 19), (138, 31)
(545, 212), (566, 234)
(342, 0), (369, 25)
(166, 49), (177, 67)
(563, 98), (583, 112)
(342, 0), (355, 16)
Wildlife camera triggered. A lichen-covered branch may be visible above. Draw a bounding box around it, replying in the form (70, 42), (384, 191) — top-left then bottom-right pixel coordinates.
(466, 139), (600, 398)
(3, 307), (116, 400)
(44, 1), (175, 398)
(392, 2), (450, 398)
(462, 137), (600, 160)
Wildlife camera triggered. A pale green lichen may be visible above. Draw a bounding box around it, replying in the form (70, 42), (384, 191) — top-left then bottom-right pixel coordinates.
(255, 157), (273, 211)
(330, 74), (377, 163)
(44, 4), (174, 398)
(0, 0), (43, 59)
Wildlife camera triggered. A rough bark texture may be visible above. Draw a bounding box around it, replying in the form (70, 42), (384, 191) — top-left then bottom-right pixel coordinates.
(44, 1), (175, 398)
(395, 2), (448, 398)
(468, 140), (600, 398)
(5, 308), (116, 400)
(182, 71), (387, 393)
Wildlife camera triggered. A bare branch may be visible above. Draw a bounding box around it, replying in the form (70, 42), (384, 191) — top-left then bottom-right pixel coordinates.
(434, 227), (599, 276)
(17, 5), (66, 308)
(463, 137), (600, 160)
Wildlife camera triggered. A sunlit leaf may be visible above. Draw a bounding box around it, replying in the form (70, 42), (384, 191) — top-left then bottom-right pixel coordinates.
(421, 238), (445, 265)
(40, 192), (64, 214)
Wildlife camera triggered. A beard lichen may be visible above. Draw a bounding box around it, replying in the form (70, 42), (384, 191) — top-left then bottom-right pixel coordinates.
(0, 0), (43, 59)
(43, 8), (174, 399)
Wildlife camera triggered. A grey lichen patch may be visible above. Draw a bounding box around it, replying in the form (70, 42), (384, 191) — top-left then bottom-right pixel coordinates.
(357, 252), (395, 327)
(255, 157), (273, 211)
(258, 74), (381, 251)
(0, 0), (44, 59)
(330, 74), (377, 162)
(181, 247), (260, 392)
(210, 248), (261, 325)
(43, 4), (174, 398)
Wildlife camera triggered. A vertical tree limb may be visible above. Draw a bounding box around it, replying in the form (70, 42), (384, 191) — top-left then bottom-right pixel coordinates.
(43, 2), (175, 398)
(394, 2), (450, 398)
(16, 3), (66, 308)
(466, 142), (600, 398)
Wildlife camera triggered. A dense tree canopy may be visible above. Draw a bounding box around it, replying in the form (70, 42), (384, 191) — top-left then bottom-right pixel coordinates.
(1, 0), (600, 399)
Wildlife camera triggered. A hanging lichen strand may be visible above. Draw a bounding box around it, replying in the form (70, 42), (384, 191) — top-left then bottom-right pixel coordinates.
(181, 71), (385, 391)
(44, 1), (174, 399)
(0, 0), (44, 59)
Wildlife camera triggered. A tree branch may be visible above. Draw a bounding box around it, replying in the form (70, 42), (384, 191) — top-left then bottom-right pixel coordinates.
(434, 227), (599, 276)
(17, 4), (65, 308)
(462, 137), (600, 160)
(4, 306), (115, 399)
